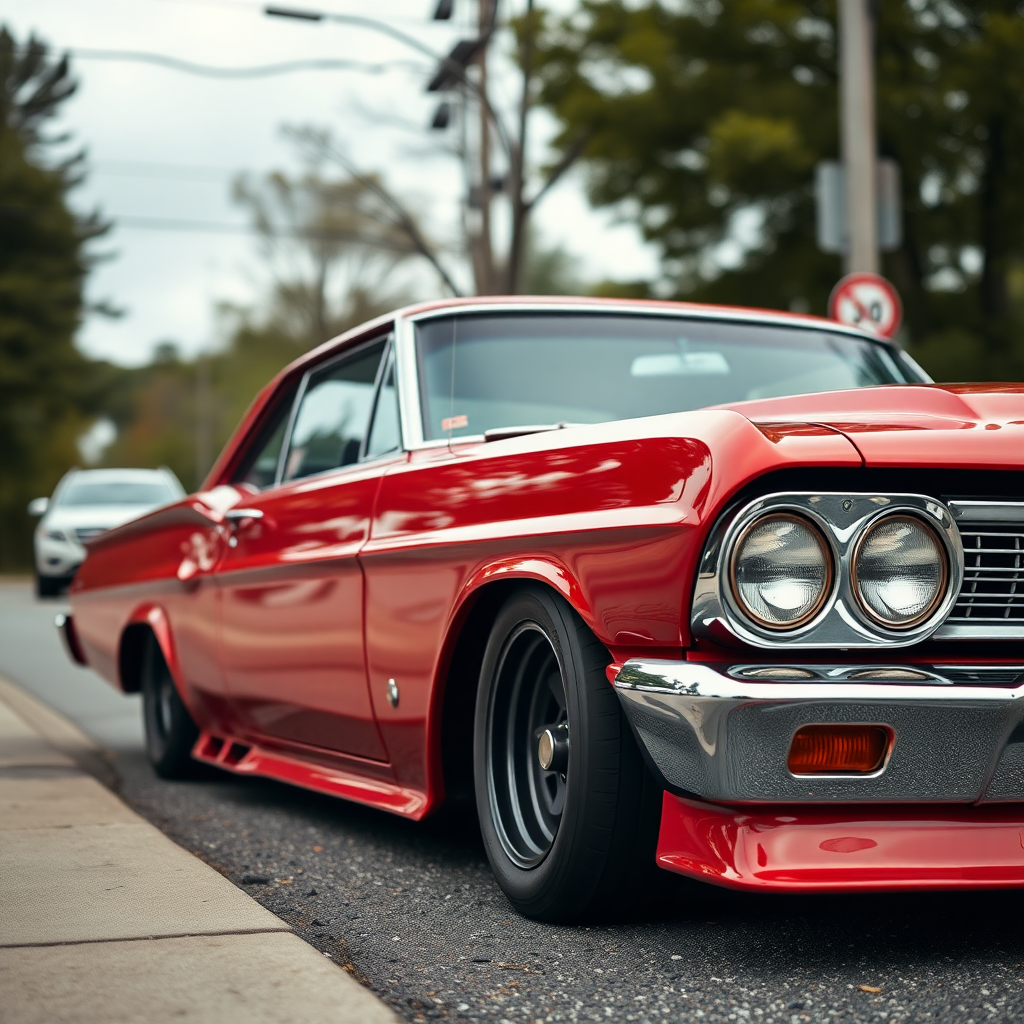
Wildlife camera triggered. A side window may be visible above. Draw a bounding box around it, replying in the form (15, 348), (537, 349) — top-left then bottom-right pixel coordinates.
(365, 349), (401, 458)
(282, 341), (386, 482)
(233, 381), (299, 490)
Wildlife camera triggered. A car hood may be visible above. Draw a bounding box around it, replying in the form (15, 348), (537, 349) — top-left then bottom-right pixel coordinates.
(42, 504), (165, 535)
(715, 383), (1024, 470)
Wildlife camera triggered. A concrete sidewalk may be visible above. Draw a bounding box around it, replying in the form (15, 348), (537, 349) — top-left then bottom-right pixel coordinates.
(0, 677), (397, 1024)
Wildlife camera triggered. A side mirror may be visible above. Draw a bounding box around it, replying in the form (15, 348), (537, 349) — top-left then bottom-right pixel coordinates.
(27, 497), (49, 517)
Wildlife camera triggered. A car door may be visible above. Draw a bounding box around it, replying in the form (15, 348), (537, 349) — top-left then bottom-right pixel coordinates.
(217, 335), (402, 761)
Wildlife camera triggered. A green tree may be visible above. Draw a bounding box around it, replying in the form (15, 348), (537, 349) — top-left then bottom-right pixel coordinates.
(534, 1), (1024, 379)
(0, 28), (107, 570)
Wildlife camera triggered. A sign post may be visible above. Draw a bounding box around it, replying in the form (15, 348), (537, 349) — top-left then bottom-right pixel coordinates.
(828, 272), (903, 339)
(839, 0), (877, 274)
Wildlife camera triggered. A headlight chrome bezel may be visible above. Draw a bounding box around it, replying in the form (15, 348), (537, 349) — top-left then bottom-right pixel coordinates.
(693, 492), (964, 649)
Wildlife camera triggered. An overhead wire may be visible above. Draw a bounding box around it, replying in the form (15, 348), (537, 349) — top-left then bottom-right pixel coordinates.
(59, 47), (424, 78)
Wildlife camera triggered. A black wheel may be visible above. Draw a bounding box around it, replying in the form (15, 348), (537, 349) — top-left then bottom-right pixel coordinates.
(35, 572), (63, 598)
(142, 633), (199, 779)
(473, 585), (662, 923)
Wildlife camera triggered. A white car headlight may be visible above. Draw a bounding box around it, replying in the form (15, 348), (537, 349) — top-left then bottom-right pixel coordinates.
(853, 514), (948, 628)
(730, 513), (833, 630)
(44, 528), (68, 542)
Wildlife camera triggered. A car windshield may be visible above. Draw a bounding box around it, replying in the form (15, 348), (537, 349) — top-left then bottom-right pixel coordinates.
(59, 481), (176, 507)
(415, 313), (927, 441)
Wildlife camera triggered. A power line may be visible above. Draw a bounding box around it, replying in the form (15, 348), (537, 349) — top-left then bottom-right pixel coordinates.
(64, 47), (423, 78)
(112, 215), (251, 233)
(92, 160), (237, 180)
(84, 0), (429, 26)
(109, 214), (425, 252)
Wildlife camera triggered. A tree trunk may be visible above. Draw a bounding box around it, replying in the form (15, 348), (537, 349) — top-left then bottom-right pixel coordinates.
(472, 0), (496, 295)
(506, 0), (535, 295)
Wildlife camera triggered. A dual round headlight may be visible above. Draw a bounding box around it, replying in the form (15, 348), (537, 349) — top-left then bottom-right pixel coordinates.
(730, 510), (948, 633)
(731, 514), (832, 629)
(852, 514), (947, 627)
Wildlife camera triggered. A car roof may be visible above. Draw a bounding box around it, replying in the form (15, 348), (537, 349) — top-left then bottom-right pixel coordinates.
(294, 295), (889, 375)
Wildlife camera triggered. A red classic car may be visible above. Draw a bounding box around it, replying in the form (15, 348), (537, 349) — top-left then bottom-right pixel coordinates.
(60, 297), (1024, 922)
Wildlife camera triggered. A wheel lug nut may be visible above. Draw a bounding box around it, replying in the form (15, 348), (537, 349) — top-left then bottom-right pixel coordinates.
(538, 725), (569, 773)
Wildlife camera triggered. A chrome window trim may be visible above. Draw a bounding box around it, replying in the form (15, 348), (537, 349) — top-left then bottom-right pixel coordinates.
(271, 333), (391, 489)
(359, 336), (398, 463)
(272, 375), (308, 489)
(692, 492), (964, 649)
(401, 301), (922, 359)
(393, 312), (423, 450)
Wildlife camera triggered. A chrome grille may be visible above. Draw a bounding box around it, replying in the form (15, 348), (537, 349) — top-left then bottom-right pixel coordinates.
(950, 523), (1024, 623)
(74, 527), (107, 543)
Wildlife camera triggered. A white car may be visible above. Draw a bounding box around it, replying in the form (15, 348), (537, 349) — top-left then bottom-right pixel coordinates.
(29, 468), (185, 597)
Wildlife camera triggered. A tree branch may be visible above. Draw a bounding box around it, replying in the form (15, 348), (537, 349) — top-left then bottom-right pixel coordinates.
(288, 129), (463, 297)
(524, 133), (592, 214)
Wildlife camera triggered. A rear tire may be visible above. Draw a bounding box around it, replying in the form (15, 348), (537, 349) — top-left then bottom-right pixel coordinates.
(142, 634), (199, 779)
(35, 573), (63, 598)
(473, 585), (662, 923)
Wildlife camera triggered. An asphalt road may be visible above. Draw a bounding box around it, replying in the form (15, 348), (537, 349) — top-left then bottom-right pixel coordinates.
(3, 578), (1024, 1023)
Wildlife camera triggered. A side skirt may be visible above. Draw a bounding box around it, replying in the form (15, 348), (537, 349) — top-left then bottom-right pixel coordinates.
(191, 731), (429, 819)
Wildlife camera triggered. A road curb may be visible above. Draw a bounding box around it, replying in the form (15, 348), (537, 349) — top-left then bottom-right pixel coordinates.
(0, 674), (399, 1023)
(0, 673), (119, 789)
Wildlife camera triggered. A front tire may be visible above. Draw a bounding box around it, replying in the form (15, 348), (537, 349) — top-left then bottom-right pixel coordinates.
(473, 586), (662, 923)
(142, 634), (199, 779)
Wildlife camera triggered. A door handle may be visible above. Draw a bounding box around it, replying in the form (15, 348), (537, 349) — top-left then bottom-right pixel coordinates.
(224, 508), (265, 546)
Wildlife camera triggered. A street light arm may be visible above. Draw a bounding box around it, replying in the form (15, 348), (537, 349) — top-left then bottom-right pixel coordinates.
(264, 6), (513, 156)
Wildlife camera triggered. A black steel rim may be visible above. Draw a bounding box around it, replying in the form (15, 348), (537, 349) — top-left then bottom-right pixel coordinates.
(486, 622), (568, 869)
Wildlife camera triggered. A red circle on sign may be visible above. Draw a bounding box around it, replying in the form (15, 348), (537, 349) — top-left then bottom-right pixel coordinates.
(828, 273), (903, 339)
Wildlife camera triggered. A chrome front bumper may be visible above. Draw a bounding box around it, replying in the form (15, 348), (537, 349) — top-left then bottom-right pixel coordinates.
(613, 660), (1024, 804)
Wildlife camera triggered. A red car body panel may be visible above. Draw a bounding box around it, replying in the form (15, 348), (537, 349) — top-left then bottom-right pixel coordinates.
(657, 793), (1024, 891)
(718, 383), (1024, 470)
(67, 298), (1024, 885)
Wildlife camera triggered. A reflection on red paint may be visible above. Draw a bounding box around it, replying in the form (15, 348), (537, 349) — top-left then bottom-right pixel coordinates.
(820, 837), (878, 854)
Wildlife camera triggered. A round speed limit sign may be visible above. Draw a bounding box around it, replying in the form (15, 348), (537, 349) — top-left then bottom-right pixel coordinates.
(828, 272), (903, 339)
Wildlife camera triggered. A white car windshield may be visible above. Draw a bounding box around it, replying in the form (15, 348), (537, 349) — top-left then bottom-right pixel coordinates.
(415, 313), (927, 441)
(59, 481), (177, 507)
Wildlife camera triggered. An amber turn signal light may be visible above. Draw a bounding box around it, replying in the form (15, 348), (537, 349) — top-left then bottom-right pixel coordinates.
(787, 724), (891, 775)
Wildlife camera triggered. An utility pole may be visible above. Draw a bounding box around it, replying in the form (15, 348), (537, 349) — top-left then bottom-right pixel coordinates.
(474, 0), (495, 295)
(839, 0), (878, 274)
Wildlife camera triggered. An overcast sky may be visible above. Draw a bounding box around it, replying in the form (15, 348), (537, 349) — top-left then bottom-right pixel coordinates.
(3, 0), (659, 367)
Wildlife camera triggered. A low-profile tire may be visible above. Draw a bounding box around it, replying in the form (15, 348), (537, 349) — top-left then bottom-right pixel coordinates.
(142, 633), (199, 779)
(35, 572), (63, 598)
(473, 585), (663, 923)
